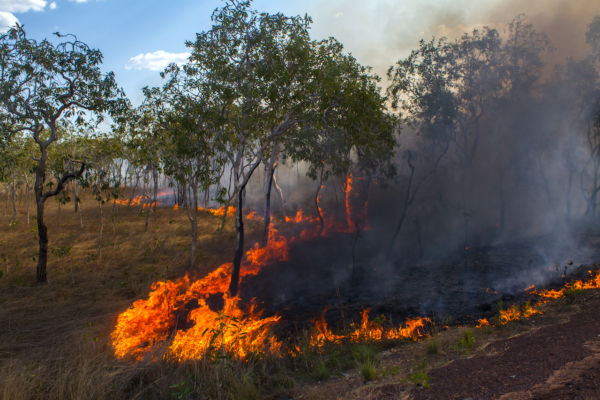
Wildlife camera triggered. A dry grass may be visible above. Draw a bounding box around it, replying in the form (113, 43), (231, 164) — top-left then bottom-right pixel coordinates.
(1, 192), (595, 399)
(0, 193), (265, 399)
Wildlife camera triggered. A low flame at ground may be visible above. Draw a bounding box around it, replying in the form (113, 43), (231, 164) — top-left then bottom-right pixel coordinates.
(111, 181), (600, 362)
(476, 318), (490, 328)
(496, 269), (600, 326)
(307, 308), (431, 349)
(499, 303), (542, 324)
(115, 191), (171, 207)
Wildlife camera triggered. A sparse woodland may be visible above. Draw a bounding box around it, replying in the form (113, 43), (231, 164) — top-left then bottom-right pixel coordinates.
(1, 1), (600, 399)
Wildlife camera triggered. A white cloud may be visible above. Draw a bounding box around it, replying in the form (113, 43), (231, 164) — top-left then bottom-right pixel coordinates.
(125, 50), (190, 72)
(0, 0), (48, 32)
(0, 0), (46, 13)
(49, 1), (56, 10)
(0, 11), (18, 32)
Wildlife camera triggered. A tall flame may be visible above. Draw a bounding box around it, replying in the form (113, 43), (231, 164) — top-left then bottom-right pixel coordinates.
(345, 173), (353, 229)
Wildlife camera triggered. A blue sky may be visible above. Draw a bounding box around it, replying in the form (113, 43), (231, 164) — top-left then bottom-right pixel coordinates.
(4, 0), (600, 105)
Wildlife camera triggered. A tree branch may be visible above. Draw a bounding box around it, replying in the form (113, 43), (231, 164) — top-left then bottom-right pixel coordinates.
(42, 162), (86, 201)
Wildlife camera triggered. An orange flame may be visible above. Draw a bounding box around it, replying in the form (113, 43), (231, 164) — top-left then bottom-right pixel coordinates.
(345, 173), (353, 229)
(111, 227), (290, 361)
(309, 308), (345, 347)
(198, 205), (236, 217)
(308, 308), (431, 348)
(476, 318), (490, 328)
(524, 284), (535, 292)
(499, 303), (542, 325)
(113, 184), (382, 362)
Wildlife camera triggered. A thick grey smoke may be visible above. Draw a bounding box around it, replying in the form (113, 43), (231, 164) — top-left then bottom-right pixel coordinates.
(235, 1), (600, 323)
(308, 0), (600, 78)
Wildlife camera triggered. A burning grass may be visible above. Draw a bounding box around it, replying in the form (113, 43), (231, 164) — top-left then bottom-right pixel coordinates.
(111, 210), (431, 362)
(2, 192), (600, 399)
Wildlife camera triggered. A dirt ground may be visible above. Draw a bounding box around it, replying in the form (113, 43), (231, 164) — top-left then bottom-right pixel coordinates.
(309, 291), (600, 400)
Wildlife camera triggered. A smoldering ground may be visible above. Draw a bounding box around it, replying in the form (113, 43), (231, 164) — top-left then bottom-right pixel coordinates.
(233, 8), (600, 327)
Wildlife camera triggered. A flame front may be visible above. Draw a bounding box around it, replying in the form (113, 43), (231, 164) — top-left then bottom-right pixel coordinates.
(111, 226), (290, 361)
(112, 179), (600, 362)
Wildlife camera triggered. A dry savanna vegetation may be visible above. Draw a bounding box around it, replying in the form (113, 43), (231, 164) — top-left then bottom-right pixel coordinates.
(3, 1), (600, 399)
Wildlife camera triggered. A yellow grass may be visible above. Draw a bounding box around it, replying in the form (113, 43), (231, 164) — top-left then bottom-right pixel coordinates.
(0, 192), (262, 399)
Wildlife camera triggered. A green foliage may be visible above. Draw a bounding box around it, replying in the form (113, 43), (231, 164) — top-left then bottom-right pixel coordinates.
(358, 358), (378, 382)
(456, 330), (475, 353)
(169, 381), (192, 400)
(352, 344), (379, 382)
(408, 361), (431, 388)
(565, 287), (585, 298)
(311, 359), (331, 381)
(497, 299), (504, 311)
(352, 344), (377, 363)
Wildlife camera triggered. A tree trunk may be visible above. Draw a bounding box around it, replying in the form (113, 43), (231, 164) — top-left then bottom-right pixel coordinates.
(388, 154), (416, 252)
(36, 197), (48, 283)
(73, 182), (79, 213)
(219, 204), (230, 231)
(97, 201), (103, 257)
(272, 170), (286, 217)
(591, 159), (599, 217)
(10, 173), (17, 223)
(24, 174), (31, 225)
(138, 174), (147, 217)
(129, 172), (139, 207)
(35, 156), (48, 283)
(144, 198), (150, 232)
(152, 166), (158, 213)
(228, 188), (245, 297)
(315, 163), (325, 232)
(32, 128), (84, 283)
(3, 184), (8, 217)
(78, 200), (84, 228)
(262, 162), (276, 246)
(185, 182), (199, 269)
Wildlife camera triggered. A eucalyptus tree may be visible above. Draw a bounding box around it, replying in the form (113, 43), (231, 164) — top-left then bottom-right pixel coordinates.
(80, 133), (125, 255)
(144, 77), (226, 269)
(179, 0), (396, 296)
(0, 135), (22, 222)
(121, 99), (166, 232)
(0, 26), (124, 282)
(184, 0), (317, 296)
(578, 18), (600, 216)
(387, 37), (459, 249)
(286, 37), (396, 232)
